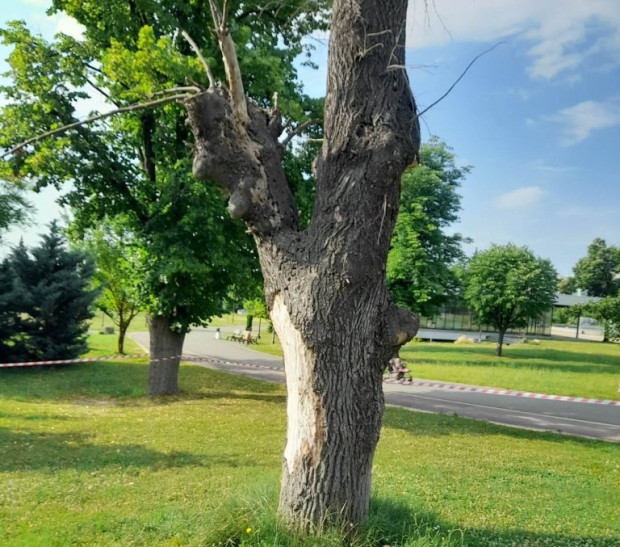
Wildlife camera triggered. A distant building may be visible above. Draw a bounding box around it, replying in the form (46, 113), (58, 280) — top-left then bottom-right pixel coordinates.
(418, 293), (601, 338)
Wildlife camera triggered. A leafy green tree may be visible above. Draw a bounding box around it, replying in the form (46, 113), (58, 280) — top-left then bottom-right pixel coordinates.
(464, 244), (557, 356)
(552, 306), (578, 326)
(0, 0), (327, 395)
(387, 137), (470, 317)
(243, 297), (269, 337)
(557, 275), (577, 295)
(78, 218), (143, 354)
(2, 222), (97, 361)
(583, 297), (620, 342)
(0, 180), (31, 243)
(573, 238), (620, 297)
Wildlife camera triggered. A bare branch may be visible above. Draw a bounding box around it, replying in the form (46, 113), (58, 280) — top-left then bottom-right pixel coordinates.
(181, 30), (216, 89)
(1, 94), (190, 160)
(150, 86), (203, 96)
(207, 0), (248, 124)
(222, 0), (230, 30)
(417, 42), (504, 118)
(280, 118), (321, 148)
(207, 0), (223, 27)
(84, 77), (120, 107)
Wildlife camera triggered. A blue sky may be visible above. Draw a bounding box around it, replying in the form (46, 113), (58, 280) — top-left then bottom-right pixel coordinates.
(2, 0), (620, 276)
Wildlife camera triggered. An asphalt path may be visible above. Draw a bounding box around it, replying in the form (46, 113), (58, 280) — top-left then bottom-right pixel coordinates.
(130, 328), (620, 442)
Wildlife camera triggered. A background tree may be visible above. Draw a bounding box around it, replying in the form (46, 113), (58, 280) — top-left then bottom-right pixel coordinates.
(0, 180), (31, 243)
(387, 136), (470, 317)
(464, 244), (557, 356)
(78, 218), (143, 353)
(573, 238), (620, 297)
(243, 297), (269, 338)
(182, 0), (420, 530)
(1, 222), (97, 361)
(582, 297), (620, 342)
(0, 0), (328, 395)
(0, 258), (24, 362)
(557, 275), (577, 295)
(552, 306), (578, 326)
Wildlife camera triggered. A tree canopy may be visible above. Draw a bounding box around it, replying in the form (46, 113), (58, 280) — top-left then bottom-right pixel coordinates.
(464, 244), (557, 356)
(0, 0), (328, 394)
(573, 297), (620, 343)
(77, 217), (143, 353)
(0, 181), (31, 242)
(572, 238), (620, 297)
(387, 136), (470, 317)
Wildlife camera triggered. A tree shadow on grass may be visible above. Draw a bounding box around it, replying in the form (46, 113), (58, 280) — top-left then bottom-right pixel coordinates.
(0, 426), (257, 473)
(176, 390), (286, 405)
(382, 406), (612, 447)
(0, 361), (285, 405)
(0, 362), (148, 401)
(368, 497), (618, 546)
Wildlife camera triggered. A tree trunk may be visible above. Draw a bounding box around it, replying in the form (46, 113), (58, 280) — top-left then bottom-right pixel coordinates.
(185, 0), (419, 530)
(117, 318), (129, 354)
(147, 314), (185, 396)
(496, 329), (506, 357)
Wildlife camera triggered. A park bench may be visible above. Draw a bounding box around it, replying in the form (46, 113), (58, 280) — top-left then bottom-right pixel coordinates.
(227, 329), (259, 344)
(242, 330), (258, 345)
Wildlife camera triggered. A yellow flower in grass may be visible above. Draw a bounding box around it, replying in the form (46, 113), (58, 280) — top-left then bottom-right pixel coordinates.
(246, 527), (252, 534)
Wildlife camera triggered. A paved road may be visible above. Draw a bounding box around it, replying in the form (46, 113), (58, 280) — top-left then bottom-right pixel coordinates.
(130, 328), (620, 442)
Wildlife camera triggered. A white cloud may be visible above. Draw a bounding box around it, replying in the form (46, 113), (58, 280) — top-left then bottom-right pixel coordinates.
(496, 186), (547, 209)
(530, 161), (576, 174)
(547, 97), (620, 145)
(406, 0), (620, 80)
(54, 13), (85, 40)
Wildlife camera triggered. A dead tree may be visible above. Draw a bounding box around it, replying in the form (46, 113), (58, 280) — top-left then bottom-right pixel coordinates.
(186, 0), (420, 530)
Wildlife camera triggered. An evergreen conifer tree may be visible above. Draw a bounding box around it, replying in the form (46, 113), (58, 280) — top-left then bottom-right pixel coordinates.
(6, 222), (98, 360)
(0, 258), (24, 362)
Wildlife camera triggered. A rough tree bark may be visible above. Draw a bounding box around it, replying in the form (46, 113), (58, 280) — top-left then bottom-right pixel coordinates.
(117, 324), (126, 354)
(147, 314), (186, 396)
(185, 0), (420, 530)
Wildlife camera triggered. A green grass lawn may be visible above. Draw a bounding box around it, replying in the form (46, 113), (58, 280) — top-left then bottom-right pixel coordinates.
(0, 335), (618, 546)
(400, 339), (620, 400)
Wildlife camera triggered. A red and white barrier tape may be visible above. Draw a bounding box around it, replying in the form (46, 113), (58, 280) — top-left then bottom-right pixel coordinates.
(2, 352), (616, 407)
(0, 353), (183, 368)
(383, 377), (619, 406)
(184, 355), (283, 373)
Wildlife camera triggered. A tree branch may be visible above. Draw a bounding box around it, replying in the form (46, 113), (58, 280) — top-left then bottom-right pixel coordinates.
(221, 0), (230, 30)
(84, 77), (120, 107)
(207, 0), (248, 124)
(1, 94), (192, 159)
(280, 118), (321, 148)
(151, 86), (203, 96)
(417, 42), (504, 118)
(181, 30), (216, 89)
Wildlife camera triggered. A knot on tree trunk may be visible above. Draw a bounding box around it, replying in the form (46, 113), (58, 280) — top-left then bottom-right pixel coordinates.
(385, 301), (419, 351)
(184, 90), (299, 236)
(185, 90), (259, 185)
